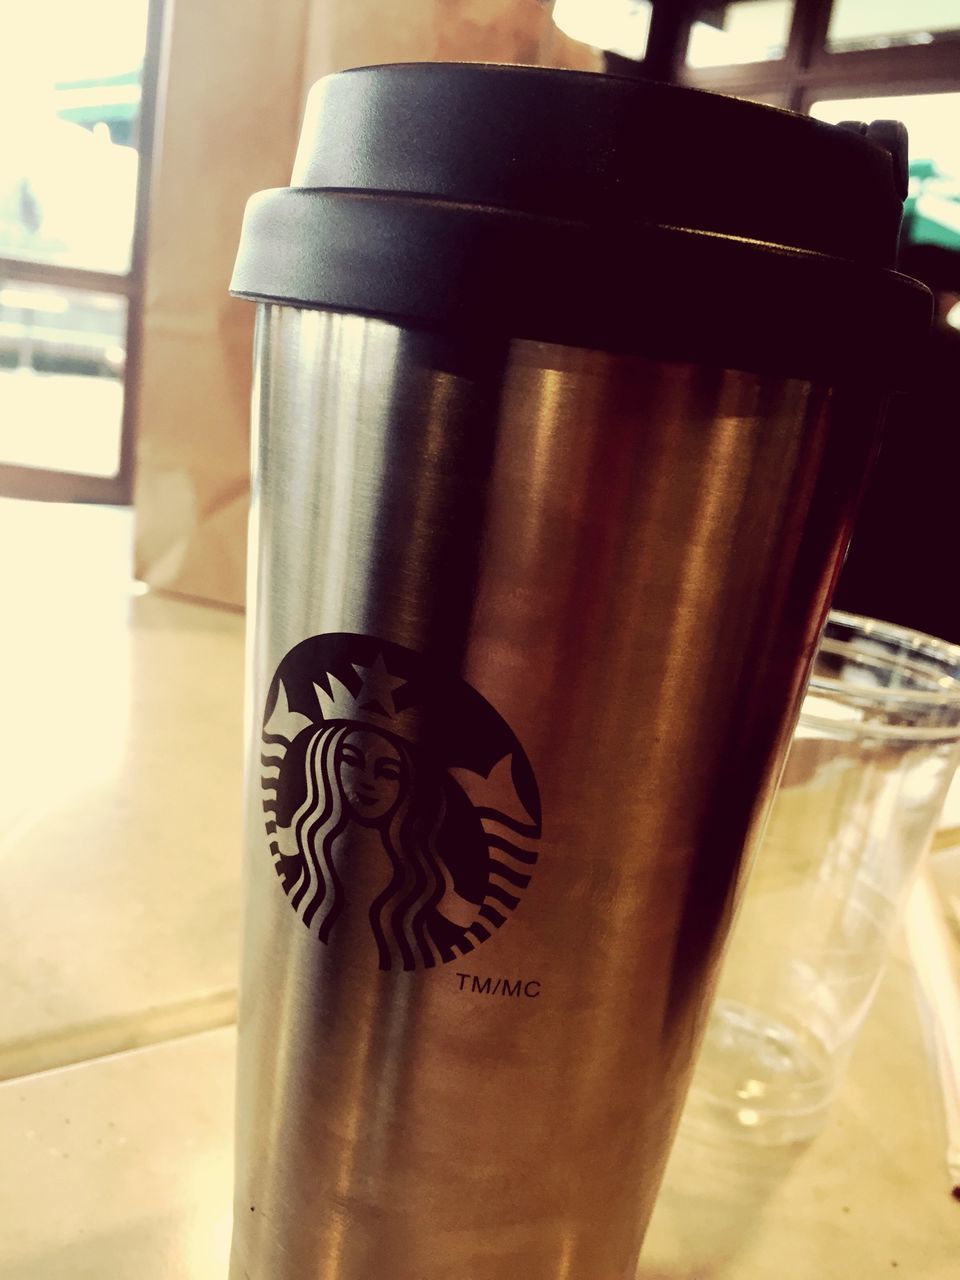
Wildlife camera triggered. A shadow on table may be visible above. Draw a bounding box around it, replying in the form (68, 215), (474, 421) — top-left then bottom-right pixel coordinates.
(636, 1111), (811, 1278)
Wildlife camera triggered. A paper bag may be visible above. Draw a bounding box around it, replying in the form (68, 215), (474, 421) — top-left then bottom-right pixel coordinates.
(134, 0), (599, 609)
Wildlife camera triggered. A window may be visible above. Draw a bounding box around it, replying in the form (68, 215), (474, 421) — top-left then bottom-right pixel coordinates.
(0, 281), (126, 477)
(0, 1), (149, 274)
(677, 1), (960, 122)
(0, 0), (160, 502)
(827, 0), (960, 54)
(686, 2), (795, 68)
(552, 0), (652, 61)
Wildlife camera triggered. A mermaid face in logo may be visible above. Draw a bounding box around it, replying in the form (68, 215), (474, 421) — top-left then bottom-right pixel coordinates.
(262, 640), (541, 973)
(335, 728), (404, 825)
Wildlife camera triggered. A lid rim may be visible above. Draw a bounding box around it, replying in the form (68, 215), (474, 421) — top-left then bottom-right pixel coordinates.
(285, 62), (903, 268)
(234, 62), (929, 382)
(231, 188), (930, 387)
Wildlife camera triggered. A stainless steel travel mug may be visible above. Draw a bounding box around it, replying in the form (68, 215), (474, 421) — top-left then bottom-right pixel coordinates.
(229, 64), (928, 1280)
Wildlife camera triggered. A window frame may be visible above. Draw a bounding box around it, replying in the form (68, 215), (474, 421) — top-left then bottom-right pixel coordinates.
(678, 0), (960, 112)
(0, 0), (166, 505)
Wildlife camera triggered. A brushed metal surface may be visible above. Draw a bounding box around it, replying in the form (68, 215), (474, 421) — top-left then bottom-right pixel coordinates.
(231, 307), (881, 1279)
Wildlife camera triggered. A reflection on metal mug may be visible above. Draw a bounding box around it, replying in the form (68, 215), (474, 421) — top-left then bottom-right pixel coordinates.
(228, 63), (929, 1280)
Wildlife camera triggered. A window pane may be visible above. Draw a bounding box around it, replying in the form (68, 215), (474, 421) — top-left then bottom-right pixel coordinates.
(686, 2), (794, 68)
(552, 0), (652, 61)
(0, 281), (125, 477)
(828, 0), (960, 53)
(0, 0), (150, 274)
(810, 94), (960, 254)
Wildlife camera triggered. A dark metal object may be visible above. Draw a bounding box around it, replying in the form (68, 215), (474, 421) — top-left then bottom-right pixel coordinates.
(229, 62), (924, 1280)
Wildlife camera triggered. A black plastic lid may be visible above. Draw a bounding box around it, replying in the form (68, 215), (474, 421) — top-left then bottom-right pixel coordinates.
(232, 63), (930, 385)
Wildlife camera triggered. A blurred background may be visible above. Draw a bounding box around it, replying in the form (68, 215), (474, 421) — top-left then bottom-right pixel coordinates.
(0, 0), (957, 605)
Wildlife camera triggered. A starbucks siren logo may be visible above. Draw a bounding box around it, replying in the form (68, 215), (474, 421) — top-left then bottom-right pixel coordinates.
(260, 634), (541, 972)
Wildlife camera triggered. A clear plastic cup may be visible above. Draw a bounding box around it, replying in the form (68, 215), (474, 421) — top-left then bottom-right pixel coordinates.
(687, 611), (960, 1146)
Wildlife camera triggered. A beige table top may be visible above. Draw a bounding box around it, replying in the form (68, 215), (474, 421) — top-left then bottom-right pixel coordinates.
(0, 497), (956, 1278)
(0, 500), (244, 1081)
(640, 949), (958, 1279)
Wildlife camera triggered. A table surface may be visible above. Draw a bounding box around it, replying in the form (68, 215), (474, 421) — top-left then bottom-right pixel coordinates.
(1, 497), (957, 1279)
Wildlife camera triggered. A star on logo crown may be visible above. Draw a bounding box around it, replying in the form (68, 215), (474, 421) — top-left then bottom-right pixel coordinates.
(315, 653), (421, 741)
